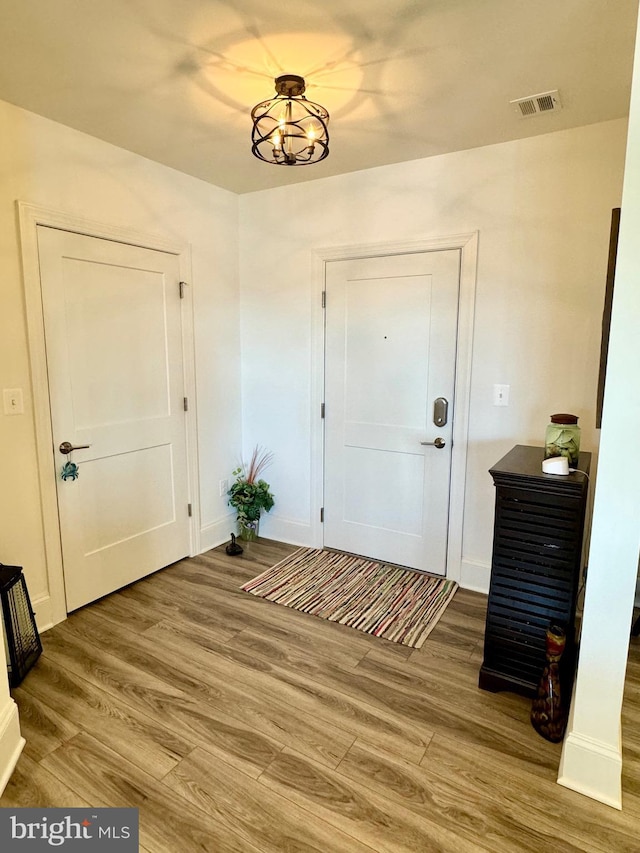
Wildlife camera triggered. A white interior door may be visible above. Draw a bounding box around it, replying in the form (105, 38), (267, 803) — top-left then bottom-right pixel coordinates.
(324, 250), (460, 575)
(37, 226), (191, 611)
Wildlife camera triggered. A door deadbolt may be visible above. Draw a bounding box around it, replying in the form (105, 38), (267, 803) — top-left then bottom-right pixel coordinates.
(433, 397), (449, 427)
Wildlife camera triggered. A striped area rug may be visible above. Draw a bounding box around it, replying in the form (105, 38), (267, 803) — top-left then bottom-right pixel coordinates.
(241, 547), (458, 649)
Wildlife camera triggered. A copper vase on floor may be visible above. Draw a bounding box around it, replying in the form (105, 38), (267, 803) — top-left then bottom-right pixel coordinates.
(531, 622), (567, 743)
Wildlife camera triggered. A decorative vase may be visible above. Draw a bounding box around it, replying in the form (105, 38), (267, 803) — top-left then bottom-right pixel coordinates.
(238, 518), (259, 541)
(544, 413), (581, 467)
(531, 622), (567, 743)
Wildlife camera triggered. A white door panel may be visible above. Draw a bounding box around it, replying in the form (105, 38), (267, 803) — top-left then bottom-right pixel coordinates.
(37, 226), (190, 611)
(324, 250), (460, 574)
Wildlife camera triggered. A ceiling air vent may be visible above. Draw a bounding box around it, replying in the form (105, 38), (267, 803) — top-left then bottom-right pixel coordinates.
(510, 90), (562, 118)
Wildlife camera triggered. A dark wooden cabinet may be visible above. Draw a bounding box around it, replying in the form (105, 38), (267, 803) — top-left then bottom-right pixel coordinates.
(479, 444), (591, 697)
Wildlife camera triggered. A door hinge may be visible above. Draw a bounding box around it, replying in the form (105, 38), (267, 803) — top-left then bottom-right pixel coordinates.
(188, 503), (193, 517)
(183, 397), (189, 412)
(320, 507), (324, 522)
(179, 280), (189, 299)
(321, 290), (326, 308)
(321, 402), (325, 419)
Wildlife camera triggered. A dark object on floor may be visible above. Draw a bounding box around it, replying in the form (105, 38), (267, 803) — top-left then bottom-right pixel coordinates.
(531, 622), (567, 743)
(225, 533), (244, 556)
(0, 563), (42, 687)
(632, 612), (640, 636)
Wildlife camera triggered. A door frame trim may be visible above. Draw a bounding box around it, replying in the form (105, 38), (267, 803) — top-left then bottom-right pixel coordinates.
(311, 232), (478, 584)
(17, 202), (200, 628)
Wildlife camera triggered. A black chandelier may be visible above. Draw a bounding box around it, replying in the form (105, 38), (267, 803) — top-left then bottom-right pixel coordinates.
(251, 75), (329, 166)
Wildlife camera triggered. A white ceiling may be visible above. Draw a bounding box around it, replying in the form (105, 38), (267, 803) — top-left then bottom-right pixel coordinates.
(0, 0), (637, 194)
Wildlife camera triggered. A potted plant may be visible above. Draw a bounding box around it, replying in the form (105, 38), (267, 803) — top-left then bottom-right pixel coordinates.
(227, 446), (275, 541)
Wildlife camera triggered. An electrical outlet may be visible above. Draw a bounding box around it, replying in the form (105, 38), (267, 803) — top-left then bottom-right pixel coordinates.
(3, 388), (24, 415)
(493, 384), (510, 406)
(219, 478), (229, 497)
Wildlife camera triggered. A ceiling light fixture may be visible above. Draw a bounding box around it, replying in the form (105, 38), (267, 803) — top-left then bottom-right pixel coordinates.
(251, 74), (329, 166)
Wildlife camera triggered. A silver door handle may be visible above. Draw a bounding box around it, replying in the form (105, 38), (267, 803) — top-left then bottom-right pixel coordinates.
(420, 437), (446, 449)
(59, 441), (91, 455)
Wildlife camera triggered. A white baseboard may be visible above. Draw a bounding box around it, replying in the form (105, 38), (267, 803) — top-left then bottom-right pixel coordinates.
(201, 517), (491, 594)
(199, 512), (238, 553)
(256, 514), (316, 549)
(0, 698), (25, 796)
(558, 729), (622, 809)
(31, 592), (55, 634)
(459, 558), (490, 594)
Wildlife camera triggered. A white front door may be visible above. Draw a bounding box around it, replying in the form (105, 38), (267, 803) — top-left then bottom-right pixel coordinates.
(37, 226), (191, 611)
(324, 250), (460, 575)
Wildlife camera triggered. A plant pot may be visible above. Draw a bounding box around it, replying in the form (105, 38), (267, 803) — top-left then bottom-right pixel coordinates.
(238, 519), (259, 541)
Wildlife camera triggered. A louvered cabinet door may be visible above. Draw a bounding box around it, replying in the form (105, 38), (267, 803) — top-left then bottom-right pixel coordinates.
(479, 445), (590, 697)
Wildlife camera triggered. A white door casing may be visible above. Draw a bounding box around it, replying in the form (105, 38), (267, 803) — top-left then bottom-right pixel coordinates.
(311, 234), (478, 584)
(19, 203), (199, 627)
(324, 250), (460, 574)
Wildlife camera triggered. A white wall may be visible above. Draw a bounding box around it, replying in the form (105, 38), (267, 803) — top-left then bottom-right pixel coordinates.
(239, 119), (627, 590)
(0, 626), (24, 796)
(0, 98), (241, 628)
(559, 7), (640, 808)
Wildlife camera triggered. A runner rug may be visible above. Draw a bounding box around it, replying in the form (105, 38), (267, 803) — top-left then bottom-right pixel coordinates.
(240, 547), (458, 649)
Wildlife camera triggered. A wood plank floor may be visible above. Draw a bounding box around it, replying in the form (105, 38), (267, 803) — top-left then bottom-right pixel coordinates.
(3, 538), (640, 851)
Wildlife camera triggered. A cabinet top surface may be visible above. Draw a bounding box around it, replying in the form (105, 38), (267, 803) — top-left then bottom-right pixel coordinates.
(489, 445), (591, 486)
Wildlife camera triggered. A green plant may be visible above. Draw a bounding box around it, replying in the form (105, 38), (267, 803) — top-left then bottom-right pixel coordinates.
(228, 446), (274, 539)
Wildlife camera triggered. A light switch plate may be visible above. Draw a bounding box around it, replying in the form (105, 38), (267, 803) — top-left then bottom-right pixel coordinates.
(3, 388), (24, 415)
(493, 384), (510, 406)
